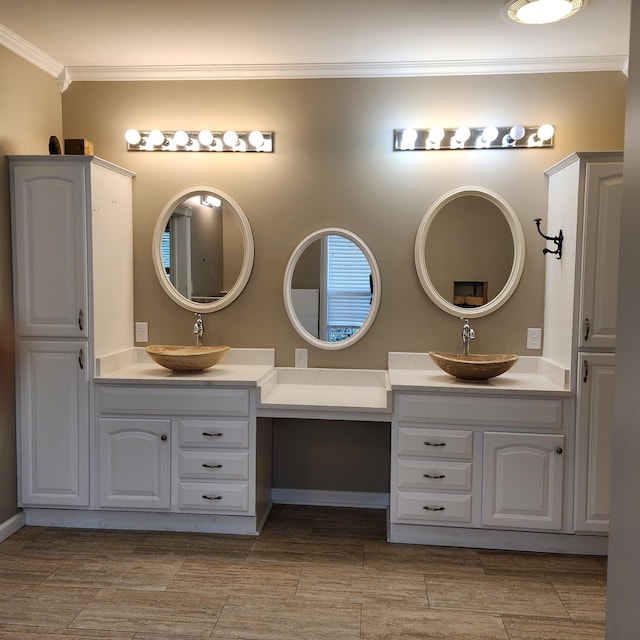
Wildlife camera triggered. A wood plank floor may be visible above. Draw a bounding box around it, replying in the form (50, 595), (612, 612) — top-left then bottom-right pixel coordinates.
(0, 505), (607, 639)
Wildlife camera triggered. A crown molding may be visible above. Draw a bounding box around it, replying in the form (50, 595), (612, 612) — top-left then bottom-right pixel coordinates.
(62, 55), (629, 85)
(0, 22), (628, 89)
(0, 24), (69, 89)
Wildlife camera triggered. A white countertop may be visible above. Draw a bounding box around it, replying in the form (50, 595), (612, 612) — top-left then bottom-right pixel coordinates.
(388, 352), (570, 397)
(94, 348), (275, 387)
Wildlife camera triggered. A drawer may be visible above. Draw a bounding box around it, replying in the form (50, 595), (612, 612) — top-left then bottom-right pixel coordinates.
(178, 451), (250, 481)
(397, 427), (473, 459)
(178, 420), (250, 448)
(97, 385), (250, 417)
(177, 482), (250, 512)
(397, 393), (563, 429)
(395, 491), (472, 523)
(397, 459), (472, 491)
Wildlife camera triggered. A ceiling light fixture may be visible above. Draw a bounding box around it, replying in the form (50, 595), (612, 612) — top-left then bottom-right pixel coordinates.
(506, 0), (586, 25)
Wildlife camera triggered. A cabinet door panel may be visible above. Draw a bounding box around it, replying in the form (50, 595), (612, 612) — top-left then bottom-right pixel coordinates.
(575, 354), (614, 533)
(18, 341), (89, 506)
(482, 432), (564, 530)
(12, 164), (88, 337)
(579, 163), (623, 350)
(99, 418), (171, 509)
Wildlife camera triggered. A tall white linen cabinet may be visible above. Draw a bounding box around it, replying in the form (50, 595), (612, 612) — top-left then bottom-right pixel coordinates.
(542, 151), (623, 535)
(9, 156), (135, 508)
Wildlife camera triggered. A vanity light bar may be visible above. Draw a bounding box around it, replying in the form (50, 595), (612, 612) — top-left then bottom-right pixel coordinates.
(124, 129), (274, 152)
(393, 124), (554, 151)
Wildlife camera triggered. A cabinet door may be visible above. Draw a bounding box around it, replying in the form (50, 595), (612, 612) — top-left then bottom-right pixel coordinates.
(99, 418), (171, 510)
(11, 162), (88, 337)
(482, 432), (564, 530)
(18, 340), (89, 507)
(574, 354), (614, 533)
(579, 162), (623, 350)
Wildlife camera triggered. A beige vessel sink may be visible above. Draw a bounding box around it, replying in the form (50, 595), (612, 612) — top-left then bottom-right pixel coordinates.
(428, 351), (519, 381)
(145, 345), (230, 372)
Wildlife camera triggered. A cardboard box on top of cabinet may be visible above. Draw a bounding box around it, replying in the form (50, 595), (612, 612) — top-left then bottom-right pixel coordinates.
(64, 139), (94, 155)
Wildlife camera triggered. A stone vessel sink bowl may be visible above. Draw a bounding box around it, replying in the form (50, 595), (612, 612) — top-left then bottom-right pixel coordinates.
(145, 345), (230, 372)
(428, 351), (519, 381)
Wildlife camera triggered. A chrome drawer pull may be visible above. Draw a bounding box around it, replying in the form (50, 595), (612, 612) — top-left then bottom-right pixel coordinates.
(424, 441), (446, 447)
(202, 432), (224, 438)
(423, 473), (446, 479)
(423, 506), (446, 512)
(202, 495), (223, 501)
(202, 463), (223, 469)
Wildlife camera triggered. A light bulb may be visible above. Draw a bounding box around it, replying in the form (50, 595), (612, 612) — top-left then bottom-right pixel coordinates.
(454, 127), (471, 143)
(248, 130), (265, 148)
(173, 130), (191, 147)
(400, 128), (418, 150)
(124, 129), (142, 145)
(482, 126), (499, 143)
(428, 126), (445, 144)
(537, 123), (555, 141)
(509, 125), (526, 141)
(223, 130), (239, 147)
(198, 129), (214, 146)
(148, 129), (165, 146)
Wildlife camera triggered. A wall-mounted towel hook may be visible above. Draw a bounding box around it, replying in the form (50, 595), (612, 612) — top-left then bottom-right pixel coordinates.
(534, 218), (563, 259)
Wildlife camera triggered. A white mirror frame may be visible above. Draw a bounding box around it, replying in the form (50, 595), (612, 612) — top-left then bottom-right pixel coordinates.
(414, 186), (525, 318)
(152, 186), (254, 313)
(283, 227), (382, 350)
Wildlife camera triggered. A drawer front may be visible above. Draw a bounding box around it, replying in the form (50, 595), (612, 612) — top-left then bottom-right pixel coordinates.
(397, 393), (563, 429)
(397, 459), (472, 491)
(178, 451), (250, 481)
(178, 420), (250, 448)
(397, 427), (473, 459)
(396, 491), (472, 523)
(97, 385), (250, 417)
(178, 482), (249, 512)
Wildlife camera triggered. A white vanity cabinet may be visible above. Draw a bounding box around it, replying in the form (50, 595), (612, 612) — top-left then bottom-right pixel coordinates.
(10, 156), (135, 509)
(95, 384), (259, 517)
(391, 391), (567, 538)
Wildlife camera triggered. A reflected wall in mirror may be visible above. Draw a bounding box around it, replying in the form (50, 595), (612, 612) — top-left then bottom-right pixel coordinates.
(152, 187), (254, 312)
(414, 186), (525, 318)
(283, 228), (381, 350)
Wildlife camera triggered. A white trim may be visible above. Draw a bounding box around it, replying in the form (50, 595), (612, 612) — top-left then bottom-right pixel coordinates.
(389, 522), (608, 555)
(0, 512), (26, 543)
(271, 489), (389, 509)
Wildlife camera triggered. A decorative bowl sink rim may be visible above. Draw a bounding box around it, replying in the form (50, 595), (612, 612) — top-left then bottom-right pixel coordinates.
(428, 351), (519, 381)
(145, 344), (230, 372)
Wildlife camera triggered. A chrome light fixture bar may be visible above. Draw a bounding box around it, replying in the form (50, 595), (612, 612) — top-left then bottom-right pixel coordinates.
(393, 124), (554, 151)
(124, 129), (274, 152)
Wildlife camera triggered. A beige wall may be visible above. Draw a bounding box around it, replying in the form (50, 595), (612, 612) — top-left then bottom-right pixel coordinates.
(0, 47), (63, 522)
(62, 72), (627, 369)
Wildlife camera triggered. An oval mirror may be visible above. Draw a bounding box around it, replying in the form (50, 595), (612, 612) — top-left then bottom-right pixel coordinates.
(283, 228), (381, 350)
(152, 187), (254, 313)
(414, 186), (525, 318)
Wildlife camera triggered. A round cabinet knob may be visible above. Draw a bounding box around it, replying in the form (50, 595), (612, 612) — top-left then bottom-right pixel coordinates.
(161, 434), (168, 442)
(556, 447), (563, 454)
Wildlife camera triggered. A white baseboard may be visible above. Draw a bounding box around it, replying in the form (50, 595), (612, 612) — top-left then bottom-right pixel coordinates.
(0, 511), (26, 543)
(271, 489), (389, 509)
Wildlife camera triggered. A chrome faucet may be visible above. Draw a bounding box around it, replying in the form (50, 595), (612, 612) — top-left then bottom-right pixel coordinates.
(461, 317), (475, 355)
(194, 313), (204, 347)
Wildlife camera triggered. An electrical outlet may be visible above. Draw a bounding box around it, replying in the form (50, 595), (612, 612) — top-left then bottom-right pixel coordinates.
(295, 348), (308, 368)
(135, 322), (149, 343)
(527, 327), (542, 350)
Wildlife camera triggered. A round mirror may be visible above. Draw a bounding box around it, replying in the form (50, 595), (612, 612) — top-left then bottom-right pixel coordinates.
(283, 228), (381, 350)
(414, 186), (525, 318)
(152, 187), (254, 312)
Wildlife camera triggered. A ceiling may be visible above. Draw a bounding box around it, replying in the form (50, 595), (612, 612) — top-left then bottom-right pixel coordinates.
(0, 0), (631, 89)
